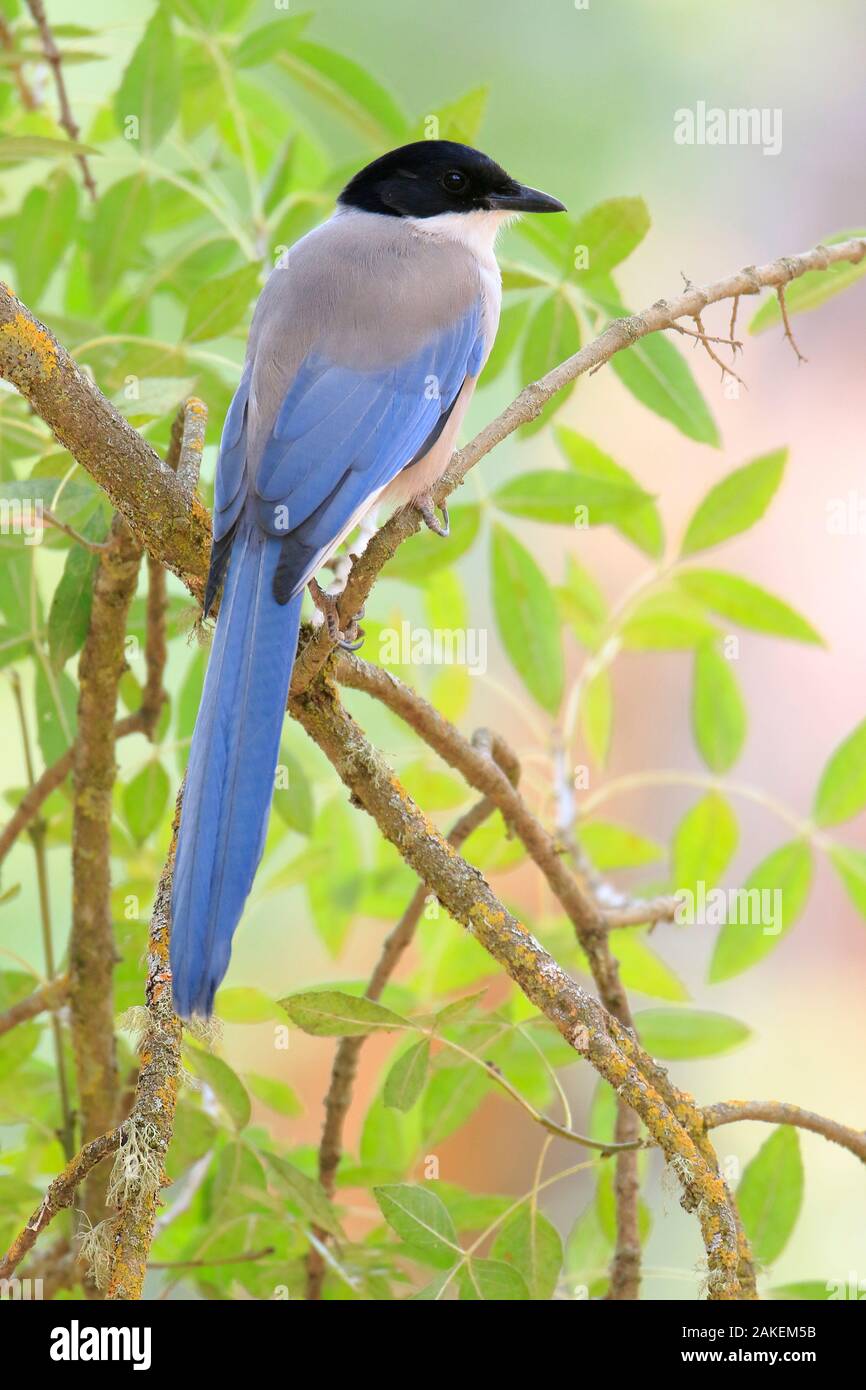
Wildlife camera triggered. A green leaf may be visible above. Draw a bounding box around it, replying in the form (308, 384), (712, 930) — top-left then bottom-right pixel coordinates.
(400, 761), (467, 812)
(264, 1151), (344, 1239)
(555, 427), (664, 558)
(611, 331), (719, 446)
(750, 231), (866, 333)
(490, 523), (563, 713)
(678, 569), (821, 643)
(813, 717), (866, 827)
(692, 643), (747, 773)
(565, 1199), (612, 1294)
(245, 1072), (302, 1116)
(580, 821), (663, 870)
(607, 930), (689, 1002)
(383, 1039), (430, 1112)
(518, 291), (581, 433)
(621, 590), (718, 650)
(15, 172), (78, 302)
(571, 196), (651, 278)
(374, 1184), (459, 1268)
(680, 449), (787, 556)
(233, 15), (311, 67)
(385, 504), (480, 583)
(0, 135), (98, 162)
(183, 263), (260, 343)
(88, 174), (151, 305)
(306, 799), (363, 954)
(413, 85), (489, 145)
(184, 1047), (251, 1130)
(635, 1007), (750, 1059)
(737, 1127), (803, 1264)
(47, 524), (103, 671)
(489, 1205), (562, 1300)
(828, 845), (866, 920)
(673, 792), (738, 894)
(493, 468), (648, 528)
(272, 745), (314, 835)
(114, 7), (180, 151)
(122, 760), (170, 844)
(709, 840), (813, 982)
(214, 987), (281, 1024)
(492, 1206), (567, 1301)
(480, 299), (530, 385)
(769, 1281), (834, 1301)
(458, 1257), (530, 1300)
(422, 1061), (490, 1145)
(596, 1166), (652, 1244)
(277, 41), (407, 144)
(581, 667), (612, 766)
(279, 989), (410, 1037)
(557, 555), (608, 650)
(35, 665), (77, 765)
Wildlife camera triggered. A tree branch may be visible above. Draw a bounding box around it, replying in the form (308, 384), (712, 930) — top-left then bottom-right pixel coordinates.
(290, 235), (866, 693)
(290, 676), (744, 1298)
(0, 285), (212, 594)
(24, 0), (98, 200)
(0, 1128), (122, 1281)
(105, 789), (184, 1300)
(0, 973), (68, 1037)
(703, 1100), (866, 1163)
(70, 514), (142, 1240)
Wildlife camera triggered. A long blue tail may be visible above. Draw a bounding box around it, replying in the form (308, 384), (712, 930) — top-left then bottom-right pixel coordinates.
(171, 518), (302, 1017)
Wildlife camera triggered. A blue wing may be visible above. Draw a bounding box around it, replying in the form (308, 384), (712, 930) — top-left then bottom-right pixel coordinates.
(211, 299), (485, 603)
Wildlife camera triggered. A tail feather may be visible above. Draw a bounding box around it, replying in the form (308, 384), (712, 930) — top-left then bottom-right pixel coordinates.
(171, 518), (302, 1016)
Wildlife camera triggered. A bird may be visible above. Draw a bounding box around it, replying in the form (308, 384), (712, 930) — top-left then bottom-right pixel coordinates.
(169, 140), (566, 1017)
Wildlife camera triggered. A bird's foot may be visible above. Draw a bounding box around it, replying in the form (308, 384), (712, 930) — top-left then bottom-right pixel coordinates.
(415, 493), (450, 539)
(308, 578), (366, 651)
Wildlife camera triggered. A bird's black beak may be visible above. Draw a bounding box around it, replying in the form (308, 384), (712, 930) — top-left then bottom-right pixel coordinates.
(487, 182), (566, 214)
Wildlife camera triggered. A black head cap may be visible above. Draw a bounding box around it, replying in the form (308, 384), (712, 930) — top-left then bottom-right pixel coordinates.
(338, 140), (566, 219)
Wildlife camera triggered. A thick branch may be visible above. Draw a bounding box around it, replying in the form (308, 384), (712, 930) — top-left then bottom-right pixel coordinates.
(106, 790), (184, 1300)
(70, 515), (142, 1232)
(0, 285), (212, 594)
(290, 677), (744, 1298)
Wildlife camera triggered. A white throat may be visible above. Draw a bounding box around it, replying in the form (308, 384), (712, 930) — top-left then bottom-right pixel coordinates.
(404, 208), (517, 264)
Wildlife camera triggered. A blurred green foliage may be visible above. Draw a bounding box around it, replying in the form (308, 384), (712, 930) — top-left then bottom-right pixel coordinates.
(0, 0), (863, 1301)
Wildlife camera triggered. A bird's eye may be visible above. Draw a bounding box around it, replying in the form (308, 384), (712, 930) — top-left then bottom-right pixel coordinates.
(441, 169), (468, 193)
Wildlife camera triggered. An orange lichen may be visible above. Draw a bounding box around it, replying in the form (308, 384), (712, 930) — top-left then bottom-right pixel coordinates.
(0, 311), (57, 377)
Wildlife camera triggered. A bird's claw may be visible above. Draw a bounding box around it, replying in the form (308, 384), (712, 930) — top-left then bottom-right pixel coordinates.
(308, 579), (366, 651)
(415, 494), (450, 539)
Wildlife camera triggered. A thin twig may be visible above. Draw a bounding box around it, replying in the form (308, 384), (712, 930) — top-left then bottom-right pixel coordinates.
(25, 0), (97, 200)
(10, 672), (75, 1161)
(0, 15), (38, 109)
(0, 1128), (123, 1281)
(42, 507), (117, 552)
(703, 1100), (866, 1163)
